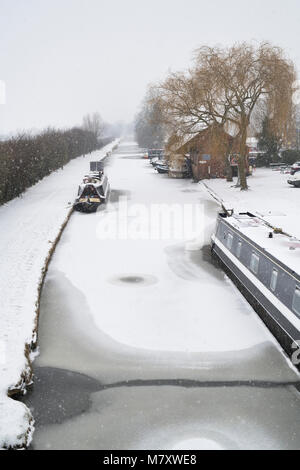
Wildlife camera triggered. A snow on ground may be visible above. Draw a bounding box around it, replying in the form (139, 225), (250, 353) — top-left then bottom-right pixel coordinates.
(205, 168), (300, 239)
(0, 140), (118, 449)
(204, 168), (300, 274)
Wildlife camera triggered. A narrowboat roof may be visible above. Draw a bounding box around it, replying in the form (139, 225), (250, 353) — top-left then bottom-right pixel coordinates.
(220, 212), (300, 279)
(80, 173), (106, 186)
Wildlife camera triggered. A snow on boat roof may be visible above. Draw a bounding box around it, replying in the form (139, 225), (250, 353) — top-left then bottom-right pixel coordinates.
(224, 212), (300, 277)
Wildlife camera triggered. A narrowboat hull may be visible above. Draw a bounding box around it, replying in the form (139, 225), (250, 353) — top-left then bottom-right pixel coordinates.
(156, 165), (169, 174)
(211, 213), (300, 364)
(74, 199), (102, 213)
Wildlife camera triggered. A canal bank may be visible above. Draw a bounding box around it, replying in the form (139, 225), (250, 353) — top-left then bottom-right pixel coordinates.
(23, 141), (300, 450)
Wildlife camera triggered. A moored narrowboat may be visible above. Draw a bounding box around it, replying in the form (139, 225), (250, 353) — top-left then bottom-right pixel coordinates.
(74, 173), (110, 213)
(155, 161), (169, 174)
(211, 211), (300, 362)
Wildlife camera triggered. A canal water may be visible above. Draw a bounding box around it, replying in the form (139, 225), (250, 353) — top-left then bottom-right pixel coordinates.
(22, 142), (300, 450)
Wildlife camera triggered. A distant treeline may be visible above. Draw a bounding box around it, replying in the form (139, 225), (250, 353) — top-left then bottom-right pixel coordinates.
(0, 127), (112, 205)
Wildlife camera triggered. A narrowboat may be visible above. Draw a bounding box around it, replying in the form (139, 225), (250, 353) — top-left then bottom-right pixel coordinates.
(155, 161), (169, 174)
(211, 211), (300, 361)
(147, 149), (164, 161)
(288, 170), (300, 188)
(74, 172), (110, 213)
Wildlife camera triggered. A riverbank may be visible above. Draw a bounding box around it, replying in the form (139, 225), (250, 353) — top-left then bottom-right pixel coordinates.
(0, 140), (119, 449)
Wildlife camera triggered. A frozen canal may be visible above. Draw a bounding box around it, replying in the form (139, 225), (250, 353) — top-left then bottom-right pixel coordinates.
(23, 142), (300, 450)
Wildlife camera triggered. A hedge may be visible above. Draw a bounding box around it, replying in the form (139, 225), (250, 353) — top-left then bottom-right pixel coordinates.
(0, 127), (110, 205)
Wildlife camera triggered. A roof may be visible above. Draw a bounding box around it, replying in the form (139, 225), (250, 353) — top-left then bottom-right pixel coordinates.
(167, 126), (236, 154)
(224, 213), (300, 277)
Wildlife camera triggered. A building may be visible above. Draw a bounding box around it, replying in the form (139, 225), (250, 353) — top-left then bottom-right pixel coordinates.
(167, 127), (243, 181)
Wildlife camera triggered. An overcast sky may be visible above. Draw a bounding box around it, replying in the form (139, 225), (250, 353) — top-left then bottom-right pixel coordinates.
(1, 0), (300, 134)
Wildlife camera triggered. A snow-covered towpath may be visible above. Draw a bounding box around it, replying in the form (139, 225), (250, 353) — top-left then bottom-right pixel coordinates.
(0, 140), (118, 449)
(24, 142), (300, 450)
(204, 168), (300, 240)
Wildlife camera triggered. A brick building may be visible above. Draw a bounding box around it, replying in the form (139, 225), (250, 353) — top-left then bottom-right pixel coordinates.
(168, 127), (243, 181)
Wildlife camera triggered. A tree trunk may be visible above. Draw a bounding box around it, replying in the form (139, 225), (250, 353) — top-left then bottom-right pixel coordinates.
(224, 135), (234, 182)
(225, 156), (233, 182)
(237, 123), (248, 191)
(237, 156), (247, 190)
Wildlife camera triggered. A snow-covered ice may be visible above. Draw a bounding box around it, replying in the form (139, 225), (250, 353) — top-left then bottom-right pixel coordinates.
(26, 142), (300, 450)
(0, 140), (118, 449)
(37, 143), (300, 360)
(32, 385), (300, 450)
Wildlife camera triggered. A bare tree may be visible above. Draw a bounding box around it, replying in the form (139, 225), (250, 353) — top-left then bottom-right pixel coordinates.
(82, 112), (104, 140)
(135, 88), (166, 149)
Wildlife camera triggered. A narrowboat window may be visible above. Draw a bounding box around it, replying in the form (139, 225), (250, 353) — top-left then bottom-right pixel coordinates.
(236, 241), (242, 258)
(292, 288), (300, 317)
(270, 269), (278, 292)
(250, 252), (260, 274)
(227, 233), (233, 250)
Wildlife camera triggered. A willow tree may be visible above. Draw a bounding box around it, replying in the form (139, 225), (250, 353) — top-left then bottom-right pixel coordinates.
(135, 88), (166, 149)
(154, 42), (296, 190)
(154, 70), (229, 137)
(194, 42), (296, 189)
(153, 66), (237, 180)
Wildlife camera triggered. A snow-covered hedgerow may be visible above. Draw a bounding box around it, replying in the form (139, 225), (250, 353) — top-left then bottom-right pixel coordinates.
(0, 128), (110, 206)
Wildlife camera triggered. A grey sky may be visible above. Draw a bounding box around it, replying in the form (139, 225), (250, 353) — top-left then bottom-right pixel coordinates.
(1, 0), (299, 134)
